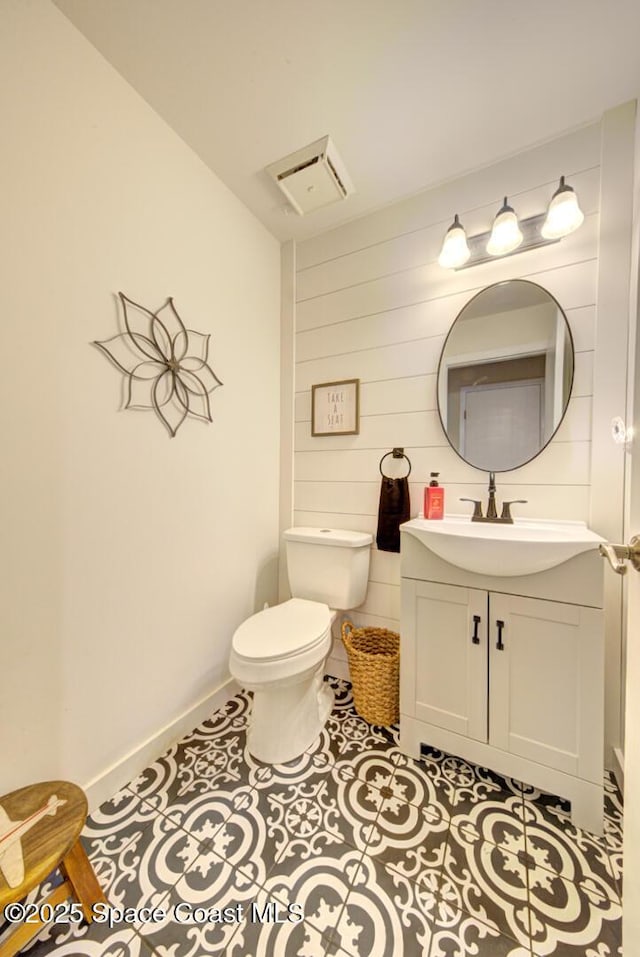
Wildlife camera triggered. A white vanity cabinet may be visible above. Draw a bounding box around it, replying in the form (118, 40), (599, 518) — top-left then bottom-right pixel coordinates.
(402, 580), (488, 743)
(399, 531), (605, 834)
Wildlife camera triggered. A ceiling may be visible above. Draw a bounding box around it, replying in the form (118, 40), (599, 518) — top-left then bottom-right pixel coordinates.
(53, 0), (640, 242)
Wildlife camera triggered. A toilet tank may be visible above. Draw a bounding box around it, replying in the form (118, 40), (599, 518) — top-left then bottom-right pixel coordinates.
(283, 527), (372, 610)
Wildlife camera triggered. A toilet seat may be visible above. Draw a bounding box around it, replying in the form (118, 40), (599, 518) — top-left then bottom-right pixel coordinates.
(232, 598), (331, 663)
(229, 598), (333, 687)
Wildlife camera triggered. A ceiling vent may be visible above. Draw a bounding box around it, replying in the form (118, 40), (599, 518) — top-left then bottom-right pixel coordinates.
(266, 135), (354, 216)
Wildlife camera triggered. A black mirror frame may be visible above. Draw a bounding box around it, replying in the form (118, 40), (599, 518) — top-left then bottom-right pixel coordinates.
(436, 279), (576, 474)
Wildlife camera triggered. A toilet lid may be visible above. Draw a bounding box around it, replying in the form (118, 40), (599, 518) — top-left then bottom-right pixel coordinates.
(232, 598), (331, 662)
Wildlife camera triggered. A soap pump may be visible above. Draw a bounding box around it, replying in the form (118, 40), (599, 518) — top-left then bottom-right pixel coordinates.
(424, 472), (445, 520)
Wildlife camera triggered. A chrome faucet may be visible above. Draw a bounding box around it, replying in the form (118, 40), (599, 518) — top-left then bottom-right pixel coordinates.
(460, 472), (528, 524)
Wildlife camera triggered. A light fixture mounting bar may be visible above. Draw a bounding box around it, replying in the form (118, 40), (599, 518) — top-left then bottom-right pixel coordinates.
(454, 213), (560, 270)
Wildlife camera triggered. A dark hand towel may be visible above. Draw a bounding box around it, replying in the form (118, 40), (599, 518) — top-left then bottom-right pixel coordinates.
(376, 476), (411, 553)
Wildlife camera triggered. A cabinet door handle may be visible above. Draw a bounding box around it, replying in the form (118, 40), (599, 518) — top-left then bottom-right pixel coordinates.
(471, 615), (481, 644)
(496, 619), (505, 651)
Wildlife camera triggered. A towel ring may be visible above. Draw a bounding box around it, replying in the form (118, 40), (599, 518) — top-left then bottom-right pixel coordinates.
(379, 448), (412, 478)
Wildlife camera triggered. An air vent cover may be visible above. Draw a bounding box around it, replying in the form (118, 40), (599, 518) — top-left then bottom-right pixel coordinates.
(266, 136), (354, 216)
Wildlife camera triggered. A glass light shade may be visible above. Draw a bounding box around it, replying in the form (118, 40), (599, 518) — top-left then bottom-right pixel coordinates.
(438, 214), (470, 269)
(541, 177), (584, 239)
(486, 198), (523, 256)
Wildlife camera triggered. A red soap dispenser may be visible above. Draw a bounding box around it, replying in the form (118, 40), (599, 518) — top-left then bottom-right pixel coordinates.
(424, 472), (445, 519)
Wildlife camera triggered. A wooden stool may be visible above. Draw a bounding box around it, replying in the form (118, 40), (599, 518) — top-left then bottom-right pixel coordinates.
(0, 781), (106, 957)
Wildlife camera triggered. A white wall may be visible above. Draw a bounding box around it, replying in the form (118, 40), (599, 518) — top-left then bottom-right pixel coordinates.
(621, 95), (640, 956)
(293, 115), (633, 767)
(0, 0), (281, 806)
(592, 102), (637, 782)
(449, 303), (557, 357)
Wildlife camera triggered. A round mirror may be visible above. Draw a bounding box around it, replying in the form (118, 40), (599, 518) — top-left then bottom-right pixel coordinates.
(437, 279), (574, 472)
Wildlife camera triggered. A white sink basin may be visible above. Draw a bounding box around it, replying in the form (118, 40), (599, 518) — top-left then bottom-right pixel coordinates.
(401, 515), (605, 577)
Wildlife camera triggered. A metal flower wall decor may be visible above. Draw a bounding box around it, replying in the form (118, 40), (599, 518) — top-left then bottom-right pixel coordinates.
(93, 293), (223, 437)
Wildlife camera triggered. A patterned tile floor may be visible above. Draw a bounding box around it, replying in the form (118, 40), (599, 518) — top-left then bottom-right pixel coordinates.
(1, 677), (623, 956)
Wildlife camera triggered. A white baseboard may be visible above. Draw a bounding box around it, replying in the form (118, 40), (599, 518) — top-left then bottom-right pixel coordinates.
(83, 677), (240, 812)
(325, 656), (350, 682)
(612, 746), (624, 793)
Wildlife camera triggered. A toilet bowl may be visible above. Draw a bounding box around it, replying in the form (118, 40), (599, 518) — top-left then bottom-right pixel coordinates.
(229, 526), (373, 764)
(229, 598), (336, 764)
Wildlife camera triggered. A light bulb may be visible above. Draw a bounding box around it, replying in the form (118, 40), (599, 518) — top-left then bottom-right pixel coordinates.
(541, 176), (584, 239)
(486, 197), (523, 256)
(438, 214), (470, 269)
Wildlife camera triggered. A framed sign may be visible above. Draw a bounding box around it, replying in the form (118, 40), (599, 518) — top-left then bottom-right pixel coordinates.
(311, 378), (360, 436)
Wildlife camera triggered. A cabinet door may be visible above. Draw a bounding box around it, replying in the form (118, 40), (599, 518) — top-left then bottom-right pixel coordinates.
(401, 579), (487, 741)
(488, 593), (603, 781)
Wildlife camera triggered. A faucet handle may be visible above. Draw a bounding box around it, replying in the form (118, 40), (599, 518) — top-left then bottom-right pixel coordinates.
(500, 500), (528, 522)
(460, 497), (483, 520)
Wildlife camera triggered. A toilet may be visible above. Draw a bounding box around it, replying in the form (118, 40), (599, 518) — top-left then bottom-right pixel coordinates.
(229, 526), (372, 764)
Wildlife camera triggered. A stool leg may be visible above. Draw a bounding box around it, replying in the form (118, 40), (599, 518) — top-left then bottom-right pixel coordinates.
(59, 839), (107, 922)
(0, 883), (72, 957)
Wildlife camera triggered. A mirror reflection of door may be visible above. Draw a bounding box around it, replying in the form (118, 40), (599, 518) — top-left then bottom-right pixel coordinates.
(461, 378), (544, 472)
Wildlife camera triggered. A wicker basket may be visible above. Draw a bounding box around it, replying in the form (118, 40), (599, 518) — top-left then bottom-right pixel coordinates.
(341, 620), (400, 725)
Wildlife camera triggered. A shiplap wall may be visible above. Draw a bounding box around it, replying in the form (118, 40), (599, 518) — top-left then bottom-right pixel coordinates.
(293, 123), (601, 677)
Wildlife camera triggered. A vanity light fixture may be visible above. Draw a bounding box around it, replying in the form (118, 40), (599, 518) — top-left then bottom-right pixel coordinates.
(486, 197), (523, 256)
(438, 175), (584, 270)
(437, 214), (471, 269)
(541, 176), (585, 239)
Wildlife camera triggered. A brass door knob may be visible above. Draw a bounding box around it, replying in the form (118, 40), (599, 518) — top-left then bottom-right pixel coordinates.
(599, 535), (640, 574)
